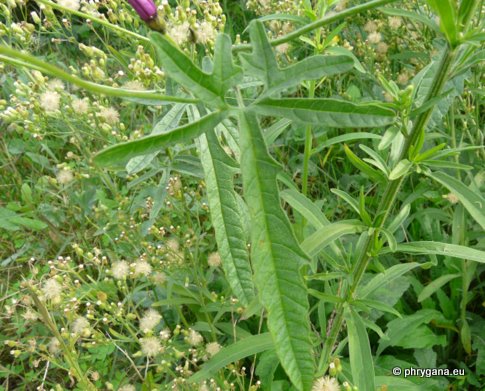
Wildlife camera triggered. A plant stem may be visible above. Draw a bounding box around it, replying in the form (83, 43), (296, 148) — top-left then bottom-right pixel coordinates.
(302, 81), (316, 197)
(232, 0), (399, 52)
(317, 44), (458, 375)
(29, 288), (97, 390)
(35, 0), (149, 42)
(0, 46), (199, 104)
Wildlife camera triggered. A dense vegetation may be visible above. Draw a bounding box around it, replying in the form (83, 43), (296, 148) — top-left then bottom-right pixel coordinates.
(0, 0), (484, 390)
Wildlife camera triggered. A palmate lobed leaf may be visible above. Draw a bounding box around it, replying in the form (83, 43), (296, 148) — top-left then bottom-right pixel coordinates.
(238, 111), (314, 391)
(251, 97), (395, 128)
(93, 111), (227, 167)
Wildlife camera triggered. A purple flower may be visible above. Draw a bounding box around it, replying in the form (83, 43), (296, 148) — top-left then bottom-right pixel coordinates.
(127, 0), (157, 21)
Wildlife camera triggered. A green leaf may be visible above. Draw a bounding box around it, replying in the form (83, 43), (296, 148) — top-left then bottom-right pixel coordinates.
(0, 208), (47, 231)
(345, 307), (376, 391)
(240, 21), (353, 96)
(238, 111), (314, 391)
(212, 34), (243, 96)
(308, 289), (344, 304)
(93, 111), (227, 167)
(418, 273), (461, 302)
(359, 145), (389, 176)
(389, 159), (413, 180)
(239, 21), (280, 90)
(331, 189), (360, 215)
(377, 309), (446, 355)
(378, 125), (400, 150)
(276, 55), (353, 94)
(353, 299), (402, 318)
(460, 319), (472, 355)
(426, 0), (459, 46)
(264, 118), (292, 145)
(343, 144), (387, 183)
(426, 171), (485, 230)
(375, 376), (428, 391)
(149, 33), (226, 107)
(252, 98), (395, 128)
(281, 189), (328, 229)
(326, 46), (366, 73)
(198, 128), (255, 306)
(413, 52), (468, 130)
(387, 204), (411, 234)
(312, 132), (381, 155)
(358, 262), (423, 299)
(301, 220), (366, 257)
(381, 241), (485, 264)
(255, 350), (280, 389)
(188, 333), (274, 382)
(253, 13), (308, 26)
(380, 8), (440, 32)
(380, 227), (397, 252)
(126, 103), (186, 174)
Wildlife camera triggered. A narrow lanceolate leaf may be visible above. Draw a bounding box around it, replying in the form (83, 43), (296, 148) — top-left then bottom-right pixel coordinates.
(94, 111), (227, 167)
(301, 220), (366, 257)
(126, 103), (186, 174)
(240, 20), (353, 96)
(251, 98), (395, 128)
(198, 129), (255, 306)
(149, 33), (226, 108)
(381, 241), (485, 264)
(345, 307), (376, 391)
(426, 171), (485, 230)
(426, 0), (458, 46)
(358, 262), (423, 299)
(188, 333), (273, 383)
(280, 189), (329, 229)
(238, 111), (314, 391)
(418, 273), (461, 302)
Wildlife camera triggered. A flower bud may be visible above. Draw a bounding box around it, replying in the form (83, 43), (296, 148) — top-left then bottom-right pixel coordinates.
(127, 0), (165, 32)
(127, 0), (156, 21)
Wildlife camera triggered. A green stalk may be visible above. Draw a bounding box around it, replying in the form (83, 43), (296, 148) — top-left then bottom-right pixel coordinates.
(29, 288), (96, 390)
(302, 82), (316, 197)
(317, 44), (458, 375)
(232, 0), (399, 52)
(35, 0), (149, 42)
(0, 46), (198, 104)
